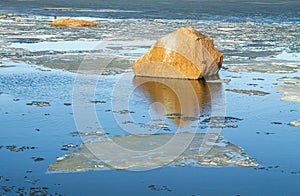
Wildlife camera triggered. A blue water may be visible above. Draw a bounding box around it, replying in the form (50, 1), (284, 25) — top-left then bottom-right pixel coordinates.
(1, 0), (299, 23)
(1, 62), (300, 195)
(1, 0), (300, 195)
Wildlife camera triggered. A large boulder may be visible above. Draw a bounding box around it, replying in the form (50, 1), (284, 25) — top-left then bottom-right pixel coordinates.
(133, 26), (223, 79)
(49, 18), (100, 27)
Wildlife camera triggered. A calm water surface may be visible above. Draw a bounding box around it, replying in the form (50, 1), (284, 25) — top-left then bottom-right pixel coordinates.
(0, 0), (300, 195)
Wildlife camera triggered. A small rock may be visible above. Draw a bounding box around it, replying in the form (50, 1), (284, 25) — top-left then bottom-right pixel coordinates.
(271, 122), (282, 125)
(7, 13), (14, 17)
(1, 15), (7, 19)
(264, 132), (275, 135)
(32, 157), (44, 162)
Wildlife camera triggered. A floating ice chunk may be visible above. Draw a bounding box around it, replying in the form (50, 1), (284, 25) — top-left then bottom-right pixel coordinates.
(276, 77), (300, 102)
(274, 51), (300, 62)
(277, 77), (300, 85)
(226, 62), (300, 74)
(48, 133), (258, 172)
(289, 120), (300, 127)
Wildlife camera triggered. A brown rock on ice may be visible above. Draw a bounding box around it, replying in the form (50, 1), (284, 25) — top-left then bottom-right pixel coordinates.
(49, 18), (100, 27)
(133, 26), (223, 79)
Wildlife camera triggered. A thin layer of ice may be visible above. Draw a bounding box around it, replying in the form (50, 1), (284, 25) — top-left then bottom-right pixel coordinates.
(11, 40), (154, 52)
(48, 133), (258, 172)
(276, 77), (300, 102)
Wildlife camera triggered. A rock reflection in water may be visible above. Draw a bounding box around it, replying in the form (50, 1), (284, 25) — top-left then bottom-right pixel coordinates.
(133, 77), (212, 127)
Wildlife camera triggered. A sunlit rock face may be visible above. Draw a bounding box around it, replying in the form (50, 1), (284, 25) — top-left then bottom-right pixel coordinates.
(48, 133), (258, 172)
(132, 26), (223, 79)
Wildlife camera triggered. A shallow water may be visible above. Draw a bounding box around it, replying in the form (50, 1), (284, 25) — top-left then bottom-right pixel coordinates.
(1, 0), (300, 195)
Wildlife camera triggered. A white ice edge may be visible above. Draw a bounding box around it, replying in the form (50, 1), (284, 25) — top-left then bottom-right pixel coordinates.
(11, 40), (155, 52)
(273, 51), (300, 62)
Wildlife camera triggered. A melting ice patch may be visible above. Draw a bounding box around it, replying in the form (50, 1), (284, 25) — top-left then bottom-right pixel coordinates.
(276, 77), (300, 102)
(226, 51), (300, 74)
(275, 77), (300, 126)
(48, 133), (258, 172)
(274, 51), (300, 62)
(11, 40), (154, 52)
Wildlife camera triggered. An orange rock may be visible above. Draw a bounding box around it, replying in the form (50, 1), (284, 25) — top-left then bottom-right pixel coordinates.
(49, 18), (100, 27)
(133, 26), (223, 79)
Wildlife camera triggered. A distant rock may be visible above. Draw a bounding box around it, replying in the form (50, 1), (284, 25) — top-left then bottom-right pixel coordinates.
(49, 18), (100, 27)
(13, 17), (21, 22)
(133, 26), (223, 79)
(7, 13), (14, 17)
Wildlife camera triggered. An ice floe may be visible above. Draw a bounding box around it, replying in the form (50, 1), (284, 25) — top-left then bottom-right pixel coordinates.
(48, 133), (258, 172)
